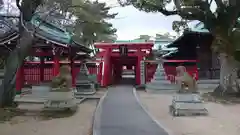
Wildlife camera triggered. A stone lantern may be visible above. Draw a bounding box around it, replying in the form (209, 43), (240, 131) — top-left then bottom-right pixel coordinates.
(146, 58), (178, 92)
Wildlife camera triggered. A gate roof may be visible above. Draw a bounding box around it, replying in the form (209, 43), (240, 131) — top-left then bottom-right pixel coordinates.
(94, 42), (153, 49)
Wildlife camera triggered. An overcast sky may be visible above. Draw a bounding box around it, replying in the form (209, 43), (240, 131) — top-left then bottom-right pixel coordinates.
(98, 0), (182, 40)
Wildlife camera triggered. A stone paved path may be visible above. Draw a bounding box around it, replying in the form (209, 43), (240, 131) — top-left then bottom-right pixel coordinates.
(99, 85), (169, 135)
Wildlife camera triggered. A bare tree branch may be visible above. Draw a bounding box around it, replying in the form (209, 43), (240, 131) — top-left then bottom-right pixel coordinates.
(0, 15), (19, 18)
(215, 0), (226, 9)
(137, 0), (206, 21)
(209, 0), (213, 5)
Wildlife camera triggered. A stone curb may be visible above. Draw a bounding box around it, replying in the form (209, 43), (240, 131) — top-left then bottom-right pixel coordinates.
(92, 89), (108, 135)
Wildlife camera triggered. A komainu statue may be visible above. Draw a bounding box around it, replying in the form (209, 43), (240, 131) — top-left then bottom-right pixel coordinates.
(51, 65), (72, 92)
(170, 66), (207, 116)
(175, 66), (197, 93)
(44, 65), (77, 111)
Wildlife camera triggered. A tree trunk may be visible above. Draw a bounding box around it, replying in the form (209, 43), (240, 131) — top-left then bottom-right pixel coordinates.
(214, 53), (239, 95)
(0, 29), (34, 107)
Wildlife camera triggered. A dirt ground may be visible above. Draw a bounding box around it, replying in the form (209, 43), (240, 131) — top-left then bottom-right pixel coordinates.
(138, 91), (240, 135)
(0, 100), (97, 135)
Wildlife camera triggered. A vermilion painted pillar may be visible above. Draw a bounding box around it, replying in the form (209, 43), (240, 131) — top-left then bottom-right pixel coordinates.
(16, 65), (24, 95)
(115, 63), (122, 82)
(135, 60), (140, 85)
(70, 55), (75, 87)
(97, 62), (102, 84)
(135, 49), (143, 85)
(40, 57), (44, 82)
(108, 61), (113, 85)
(53, 53), (60, 76)
(102, 49), (111, 87)
(113, 62), (121, 84)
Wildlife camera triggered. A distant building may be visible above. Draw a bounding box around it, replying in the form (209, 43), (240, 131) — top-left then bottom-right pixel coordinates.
(115, 39), (149, 43)
(115, 34), (175, 51)
(114, 34), (176, 58)
(163, 22), (220, 79)
(153, 34), (175, 50)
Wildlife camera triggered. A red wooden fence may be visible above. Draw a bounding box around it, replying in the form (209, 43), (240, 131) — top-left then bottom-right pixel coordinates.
(145, 60), (198, 83)
(22, 62), (97, 85)
(21, 60), (198, 86)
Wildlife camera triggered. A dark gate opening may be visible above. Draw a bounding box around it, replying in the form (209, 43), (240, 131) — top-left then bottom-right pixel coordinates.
(111, 56), (137, 85)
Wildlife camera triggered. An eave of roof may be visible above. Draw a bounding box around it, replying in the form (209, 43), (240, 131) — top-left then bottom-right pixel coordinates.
(71, 41), (92, 54)
(0, 15), (93, 54)
(166, 30), (211, 48)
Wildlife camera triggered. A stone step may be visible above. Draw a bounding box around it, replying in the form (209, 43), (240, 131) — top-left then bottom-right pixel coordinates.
(74, 91), (96, 95)
(197, 83), (218, 89)
(146, 83), (178, 90)
(197, 79), (219, 84)
(152, 79), (168, 82)
(149, 80), (172, 85)
(197, 79), (219, 89)
(146, 89), (177, 94)
(152, 76), (166, 80)
(74, 94), (99, 99)
(14, 95), (46, 104)
(197, 79), (240, 89)
(75, 88), (96, 92)
(153, 73), (165, 76)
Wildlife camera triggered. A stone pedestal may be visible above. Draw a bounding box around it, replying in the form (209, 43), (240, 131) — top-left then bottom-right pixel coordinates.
(74, 63), (96, 97)
(170, 93), (208, 116)
(146, 63), (177, 92)
(14, 87), (78, 112)
(44, 90), (77, 111)
(31, 85), (51, 97)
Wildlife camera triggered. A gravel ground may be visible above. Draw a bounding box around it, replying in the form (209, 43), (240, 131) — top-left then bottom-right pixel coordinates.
(0, 100), (98, 135)
(138, 91), (240, 135)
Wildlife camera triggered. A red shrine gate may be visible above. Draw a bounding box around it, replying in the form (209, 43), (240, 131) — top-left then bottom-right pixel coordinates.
(94, 42), (199, 87)
(94, 42), (153, 87)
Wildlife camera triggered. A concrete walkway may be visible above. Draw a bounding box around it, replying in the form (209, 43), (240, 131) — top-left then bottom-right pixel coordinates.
(98, 85), (169, 135)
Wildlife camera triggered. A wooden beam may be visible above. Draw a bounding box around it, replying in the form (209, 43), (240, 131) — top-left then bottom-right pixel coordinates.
(94, 42), (153, 49)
